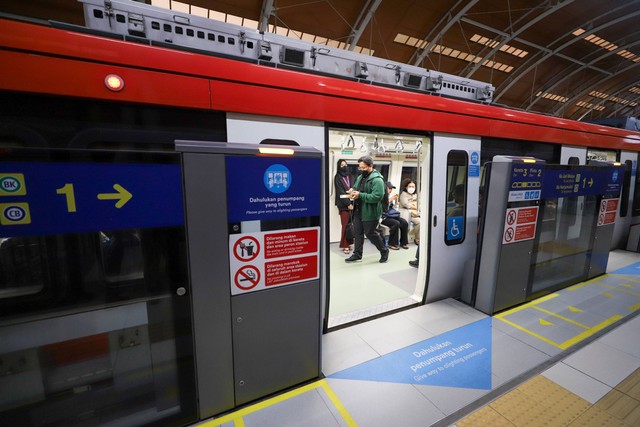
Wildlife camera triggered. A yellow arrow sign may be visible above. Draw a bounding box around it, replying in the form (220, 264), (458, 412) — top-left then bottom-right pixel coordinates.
(540, 318), (554, 326)
(97, 184), (132, 208)
(568, 306), (583, 313)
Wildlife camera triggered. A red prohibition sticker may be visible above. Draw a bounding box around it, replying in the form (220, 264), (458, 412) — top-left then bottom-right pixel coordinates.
(234, 266), (261, 290)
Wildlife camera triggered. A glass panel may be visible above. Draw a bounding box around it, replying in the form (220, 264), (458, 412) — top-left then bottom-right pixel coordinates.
(530, 192), (598, 294)
(0, 149), (197, 426)
(445, 150), (468, 245)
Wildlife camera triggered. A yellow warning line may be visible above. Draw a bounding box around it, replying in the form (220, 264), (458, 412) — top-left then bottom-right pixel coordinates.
(629, 302), (640, 312)
(495, 316), (563, 349)
(609, 274), (640, 284)
(201, 379), (356, 427)
(319, 379), (358, 426)
(595, 282), (640, 297)
(531, 306), (589, 329)
(494, 293), (560, 317)
(558, 315), (623, 349)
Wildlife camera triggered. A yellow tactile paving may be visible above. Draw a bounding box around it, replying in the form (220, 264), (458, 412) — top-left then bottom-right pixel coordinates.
(594, 389), (640, 426)
(616, 368), (640, 400)
(457, 370), (640, 427)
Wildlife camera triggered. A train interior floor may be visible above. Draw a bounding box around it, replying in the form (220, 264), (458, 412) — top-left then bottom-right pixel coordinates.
(199, 249), (640, 427)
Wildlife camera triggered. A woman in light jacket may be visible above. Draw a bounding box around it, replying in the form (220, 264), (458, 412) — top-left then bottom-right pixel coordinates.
(399, 178), (421, 244)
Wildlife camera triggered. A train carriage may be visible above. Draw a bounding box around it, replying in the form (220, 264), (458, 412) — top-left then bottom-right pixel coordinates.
(1, 0), (639, 425)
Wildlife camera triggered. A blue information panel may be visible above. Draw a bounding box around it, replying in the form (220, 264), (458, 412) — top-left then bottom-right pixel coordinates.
(0, 162), (184, 237)
(468, 151), (480, 177)
(226, 156), (321, 223)
(542, 166), (623, 199)
(508, 163), (544, 202)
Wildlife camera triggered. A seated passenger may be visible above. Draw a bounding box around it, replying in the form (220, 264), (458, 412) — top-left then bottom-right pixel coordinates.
(399, 178), (421, 244)
(381, 181), (409, 250)
(447, 184), (465, 218)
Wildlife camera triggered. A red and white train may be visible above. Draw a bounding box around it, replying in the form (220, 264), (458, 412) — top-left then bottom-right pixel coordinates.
(0, 0), (639, 425)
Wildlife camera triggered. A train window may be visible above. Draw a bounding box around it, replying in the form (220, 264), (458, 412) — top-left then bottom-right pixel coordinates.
(175, 26), (183, 34)
(208, 33), (215, 41)
(186, 28), (194, 37)
(247, 41), (254, 49)
(197, 30), (205, 39)
(218, 35), (225, 43)
(445, 150), (468, 245)
(164, 23), (172, 32)
(229, 37), (236, 45)
(93, 9), (103, 19)
(116, 14), (125, 23)
(587, 148), (617, 163)
(151, 21), (160, 30)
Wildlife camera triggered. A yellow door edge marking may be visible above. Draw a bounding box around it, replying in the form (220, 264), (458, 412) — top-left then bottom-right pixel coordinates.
(558, 315), (623, 350)
(609, 274), (640, 284)
(629, 302), (640, 312)
(494, 293), (560, 318)
(201, 379), (356, 427)
(319, 379), (358, 426)
(495, 317), (563, 349)
(596, 282), (640, 297)
(531, 306), (589, 329)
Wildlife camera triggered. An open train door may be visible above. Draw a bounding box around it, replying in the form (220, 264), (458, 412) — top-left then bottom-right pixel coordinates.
(426, 133), (481, 302)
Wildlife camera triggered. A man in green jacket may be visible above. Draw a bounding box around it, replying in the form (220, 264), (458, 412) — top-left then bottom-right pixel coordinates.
(345, 156), (389, 263)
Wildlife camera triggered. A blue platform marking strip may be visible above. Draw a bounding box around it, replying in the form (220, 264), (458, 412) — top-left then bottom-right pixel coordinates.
(329, 318), (492, 390)
(612, 261), (640, 276)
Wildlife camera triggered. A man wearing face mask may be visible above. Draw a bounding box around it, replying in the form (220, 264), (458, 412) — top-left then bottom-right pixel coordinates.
(345, 156), (389, 263)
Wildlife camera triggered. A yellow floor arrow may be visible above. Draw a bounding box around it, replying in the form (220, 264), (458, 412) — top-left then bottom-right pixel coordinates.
(97, 184), (132, 208)
(568, 306), (583, 313)
(540, 318), (554, 326)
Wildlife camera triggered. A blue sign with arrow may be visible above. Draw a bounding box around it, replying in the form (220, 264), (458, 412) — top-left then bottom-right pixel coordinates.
(0, 161), (184, 237)
(329, 318), (492, 389)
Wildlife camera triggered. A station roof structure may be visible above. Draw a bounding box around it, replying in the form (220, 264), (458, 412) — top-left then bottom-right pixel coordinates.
(3, 0), (640, 122)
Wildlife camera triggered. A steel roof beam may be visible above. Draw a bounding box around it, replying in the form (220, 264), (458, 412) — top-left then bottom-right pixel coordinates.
(492, 4), (640, 103)
(551, 61), (640, 117)
(258, 0), (274, 33)
(525, 35), (640, 112)
(346, 0), (382, 51)
(463, 0), (575, 78)
(409, 0), (479, 67)
(461, 17), (613, 83)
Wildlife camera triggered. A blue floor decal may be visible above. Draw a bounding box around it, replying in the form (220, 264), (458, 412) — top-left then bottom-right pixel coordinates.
(330, 318), (492, 389)
(613, 262), (640, 276)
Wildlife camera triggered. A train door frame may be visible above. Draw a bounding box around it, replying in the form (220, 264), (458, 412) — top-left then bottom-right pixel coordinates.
(613, 150), (638, 248)
(324, 127), (429, 329)
(427, 133), (480, 303)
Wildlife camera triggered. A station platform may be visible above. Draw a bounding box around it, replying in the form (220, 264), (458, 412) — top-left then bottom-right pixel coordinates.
(197, 250), (640, 427)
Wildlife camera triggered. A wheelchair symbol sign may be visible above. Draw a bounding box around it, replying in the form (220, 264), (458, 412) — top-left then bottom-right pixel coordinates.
(447, 216), (464, 241)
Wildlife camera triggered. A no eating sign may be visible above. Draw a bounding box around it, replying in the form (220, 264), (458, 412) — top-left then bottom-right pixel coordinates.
(228, 227), (320, 295)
